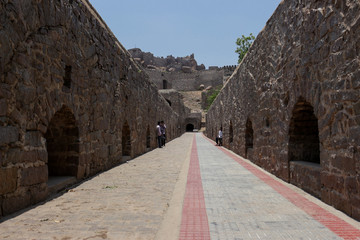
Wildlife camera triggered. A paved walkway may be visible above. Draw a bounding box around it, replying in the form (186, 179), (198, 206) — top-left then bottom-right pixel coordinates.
(180, 134), (360, 240)
(0, 134), (193, 240)
(1, 133), (360, 240)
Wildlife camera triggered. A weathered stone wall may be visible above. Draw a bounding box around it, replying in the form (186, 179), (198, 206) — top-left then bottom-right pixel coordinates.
(206, 0), (360, 220)
(0, 0), (183, 217)
(147, 69), (224, 91)
(159, 89), (190, 133)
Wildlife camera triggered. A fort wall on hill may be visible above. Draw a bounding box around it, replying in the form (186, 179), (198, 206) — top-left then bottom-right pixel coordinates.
(206, 0), (360, 220)
(0, 0), (184, 217)
(147, 69), (225, 91)
(128, 48), (236, 91)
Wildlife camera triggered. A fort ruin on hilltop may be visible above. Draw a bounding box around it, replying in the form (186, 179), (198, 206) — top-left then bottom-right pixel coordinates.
(128, 48), (236, 130)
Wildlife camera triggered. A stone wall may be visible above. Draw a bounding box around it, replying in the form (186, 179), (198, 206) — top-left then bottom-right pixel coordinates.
(206, 0), (360, 220)
(147, 69), (224, 91)
(0, 0), (184, 217)
(159, 89), (190, 133)
(185, 113), (202, 132)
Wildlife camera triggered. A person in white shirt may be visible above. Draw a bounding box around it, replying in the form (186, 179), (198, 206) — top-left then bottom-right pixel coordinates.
(156, 122), (162, 148)
(217, 127), (223, 146)
(160, 121), (166, 147)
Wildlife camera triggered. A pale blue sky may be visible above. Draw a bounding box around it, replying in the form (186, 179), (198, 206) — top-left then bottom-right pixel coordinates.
(88, 0), (282, 68)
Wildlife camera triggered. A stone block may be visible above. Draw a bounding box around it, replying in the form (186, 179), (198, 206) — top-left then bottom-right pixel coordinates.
(290, 161), (321, 198)
(4, 149), (25, 165)
(25, 131), (43, 147)
(345, 176), (358, 194)
(331, 153), (356, 175)
(5, 149), (47, 165)
(77, 165), (86, 179)
(0, 126), (19, 145)
(330, 190), (352, 216)
(321, 172), (344, 191)
(10, 108), (26, 127)
(181, 66), (192, 73)
(16, 84), (37, 104)
(20, 166), (48, 186)
(29, 183), (48, 204)
(0, 98), (7, 116)
(321, 188), (331, 203)
(352, 205), (360, 221)
(0, 168), (18, 194)
(331, 90), (359, 103)
(38, 150), (48, 163)
(94, 118), (108, 131)
(2, 191), (31, 216)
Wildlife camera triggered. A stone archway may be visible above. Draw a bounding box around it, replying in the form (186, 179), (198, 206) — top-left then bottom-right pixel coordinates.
(122, 121), (131, 159)
(288, 99), (320, 164)
(288, 98), (321, 197)
(245, 118), (254, 159)
(45, 106), (79, 178)
(186, 124), (194, 132)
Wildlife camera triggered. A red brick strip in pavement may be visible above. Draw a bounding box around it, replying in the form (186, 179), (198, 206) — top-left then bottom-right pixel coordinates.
(179, 135), (211, 240)
(204, 134), (360, 240)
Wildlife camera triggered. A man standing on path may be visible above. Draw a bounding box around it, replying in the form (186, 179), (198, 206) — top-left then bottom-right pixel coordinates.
(156, 121), (162, 148)
(217, 127), (223, 146)
(160, 120), (166, 147)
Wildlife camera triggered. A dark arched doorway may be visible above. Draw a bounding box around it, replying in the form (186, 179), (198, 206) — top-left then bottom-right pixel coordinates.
(166, 99), (172, 106)
(186, 124), (194, 132)
(288, 98), (321, 197)
(45, 106), (79, 181)
(163, 80), (168, 89)
(122, 121), (131, 159)
(245, 118), (254, 158)
(288, 99), (320, 164)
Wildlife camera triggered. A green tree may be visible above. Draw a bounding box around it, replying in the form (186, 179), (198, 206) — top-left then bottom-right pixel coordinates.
(235, 33), (255, 64)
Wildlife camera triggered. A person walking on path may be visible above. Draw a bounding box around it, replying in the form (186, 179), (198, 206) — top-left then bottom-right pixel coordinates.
(156, 121), (162, 148)
(160, 121), (166, 147)
(217, 127), (223, 146)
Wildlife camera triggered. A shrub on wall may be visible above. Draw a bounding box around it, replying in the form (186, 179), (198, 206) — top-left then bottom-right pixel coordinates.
(206, 85), (222, 111)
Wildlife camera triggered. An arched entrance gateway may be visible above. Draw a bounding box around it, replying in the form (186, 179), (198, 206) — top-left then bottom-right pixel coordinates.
(186, 124), (194, 132)
(288, 99), (320, 164)
(288, 98), (321, 197)
(45, 106), (79, 192)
